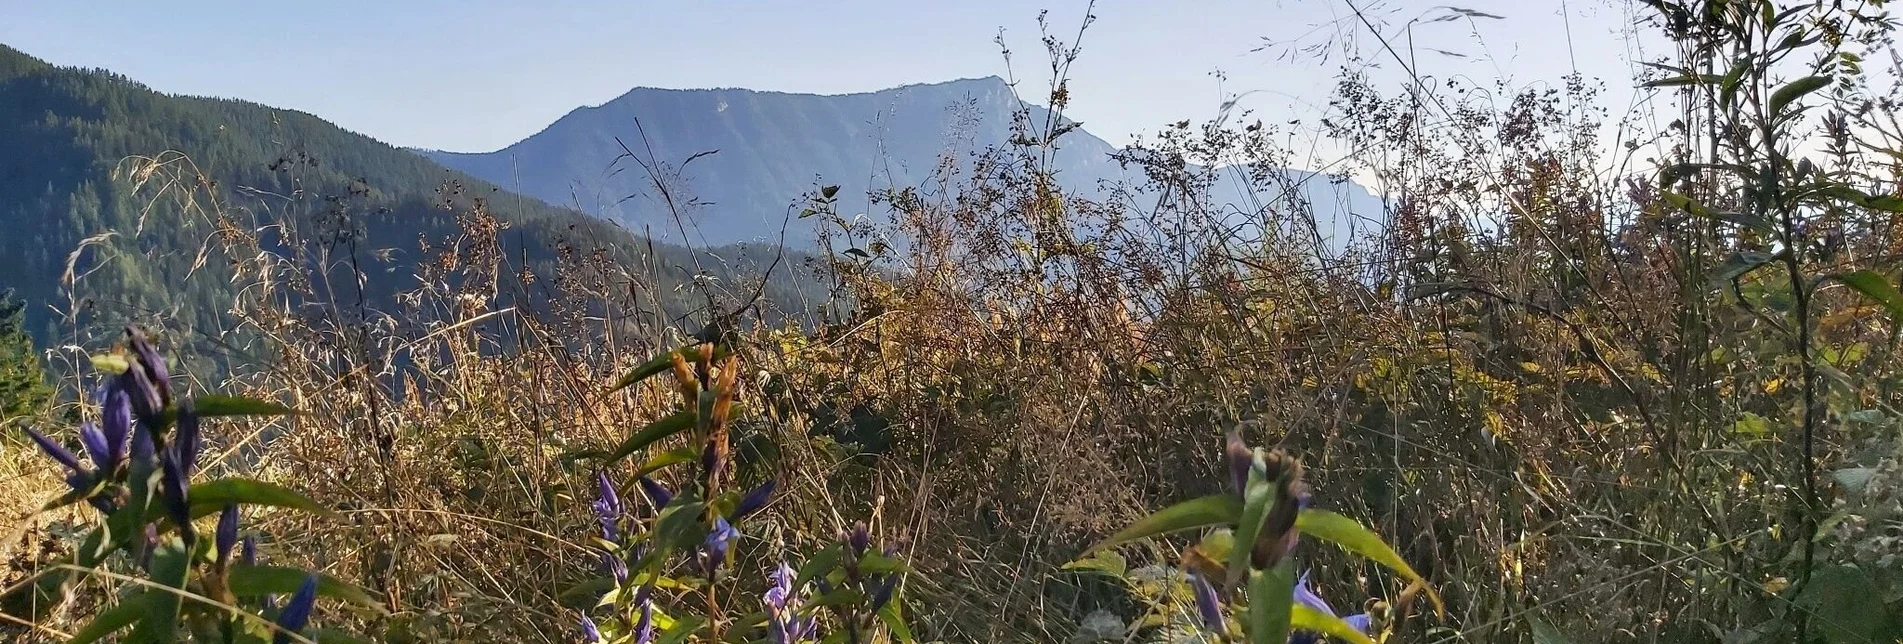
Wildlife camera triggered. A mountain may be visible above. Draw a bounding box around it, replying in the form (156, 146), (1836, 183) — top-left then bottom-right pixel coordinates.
(419, 77), (1386, 249)
(0, 44), (805, 359)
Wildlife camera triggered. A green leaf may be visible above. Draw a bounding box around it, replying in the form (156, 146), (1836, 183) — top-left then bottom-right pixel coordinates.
(1060, 550), (1127, 577)
(66, 591), (153, 644)
(226, 565), (387, 614)
(557, 576), (616, 608)
(1661, 192), (1776, 234)
(584, 411), (697, 465)
(192, 394), (300, 418)
(1291, 603), (1374, 644)
(654, 614), (707, 644)
(90, 353), (130, 375)
(795, 545), (843, 590)
(1643, 74), (1720, 88)
(1079, 494), (1240, 556)
(129, 540), (190, 642)
(1227, 453), (1273, 590)
(1708, 251), (1775, 288)
(186, 478), (330, 518)
(802, 586), (867, 610)
(646, 493), (709, 554)
(1246, 562), (1295, 644)
(1793, 565), (1893, 644)
(1528, 612), (1576, 644)
(1831, 270), (1903, 328)
(857, 552), (913, 576)
(1770, 75), (1832, 115)
(609, 345), (728, 392)
(1296, 509), (1444, 614)
(633, 446), (698, 478)
(878, 591), (914, 643)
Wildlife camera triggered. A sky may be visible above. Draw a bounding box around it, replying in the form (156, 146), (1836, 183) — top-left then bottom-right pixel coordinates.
(1, 0), (1653, 158)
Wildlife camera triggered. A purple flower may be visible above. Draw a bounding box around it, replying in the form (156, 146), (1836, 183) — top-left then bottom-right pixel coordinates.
(869, 573), (899, 612)
(78, 423), (111, 471)
(122, 327), (171, 426)
(593, 471), (624, 543)
(638, 476), (674, 510)
(242, 536), (259, 565)
(130, 414), (156, 466)
(1289, 572), (1369, 644)
(101, 386), (132, 467)
(731, 479), (776, 521)
(159, 445), (193, 541)
(633, 598), (655, 644)
(578, 614), (602, 643)
(25, 426), (112, 512)
(216, 503), (240, 565)
(766, 561), (814, 643)
(171, 398), (201, 476)
(23, 426), (85, 474)
(846, 521), (871, 559)
(1189, 572), (1225, 634)
(698, 517), (738, 578)
(601, 551), (628, 584)
(272, 573), (318, 644)
(1292, 571), (1336, 617)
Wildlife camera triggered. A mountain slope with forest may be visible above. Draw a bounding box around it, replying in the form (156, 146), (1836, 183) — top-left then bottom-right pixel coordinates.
(419, 77), (1386, 248)
(0, 44), (805, 360)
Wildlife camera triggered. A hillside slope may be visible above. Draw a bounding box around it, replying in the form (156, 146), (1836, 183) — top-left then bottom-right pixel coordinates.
(0, 44), (804, 358)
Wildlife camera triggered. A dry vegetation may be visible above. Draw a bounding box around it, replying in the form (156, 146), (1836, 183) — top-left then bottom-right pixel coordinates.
(6, 1), (1903, 642)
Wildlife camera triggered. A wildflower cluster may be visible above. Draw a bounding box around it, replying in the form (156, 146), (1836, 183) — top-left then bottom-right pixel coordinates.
(1073, 430), (1439, 643)
(11, 327), (374, 642)
(568, 341), (912, 643)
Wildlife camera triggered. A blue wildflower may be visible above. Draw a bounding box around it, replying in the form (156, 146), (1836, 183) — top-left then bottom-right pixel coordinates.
(633, 597), (655, 644)
(78, 423), (111, 471)
(158, 400), (199, 540)
(1289, 572), (1370, 644)
(1189, 572), (1225, 634)
(731, 478), (776, 521)
(766, 561), (813, 643)
(272, 573), (319, 644)
(638, 476), (674, 511)
(172, 398), (200, 476)
(100, 385), (132, 468)
(846, 521), (871, 559)
(698, 517), (738, 578)
(216, 503), (240, 566)
(121, 327), (171, 426)
(593, 471), (624, 543)
(578, 614), (602, 643)
(23, 426), (85, 474)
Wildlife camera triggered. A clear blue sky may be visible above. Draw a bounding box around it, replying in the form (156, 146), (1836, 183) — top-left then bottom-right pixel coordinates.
(2, 1), (1646, 157)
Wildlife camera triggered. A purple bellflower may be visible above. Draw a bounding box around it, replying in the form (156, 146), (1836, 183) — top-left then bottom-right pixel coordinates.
(638, 476), (674, 511)
(23, 426), (113, 513)
(578, 614), (602, 643)
(633, 596), (655, 644)
(730, 478), (776, 521)
(121, 327), (171, 427)
(1289, 572), (1370, 644)
(593, 471), (624, 543)
(272, 573), (319, 644)
(215, 503), (240, 566)
(1189, 572), (1225, 634)
(698, 517), (738, 578)
(765, 561), (815, 643)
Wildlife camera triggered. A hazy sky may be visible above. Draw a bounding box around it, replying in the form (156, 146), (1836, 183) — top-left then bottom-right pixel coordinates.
(2, 1), (1651, 156)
